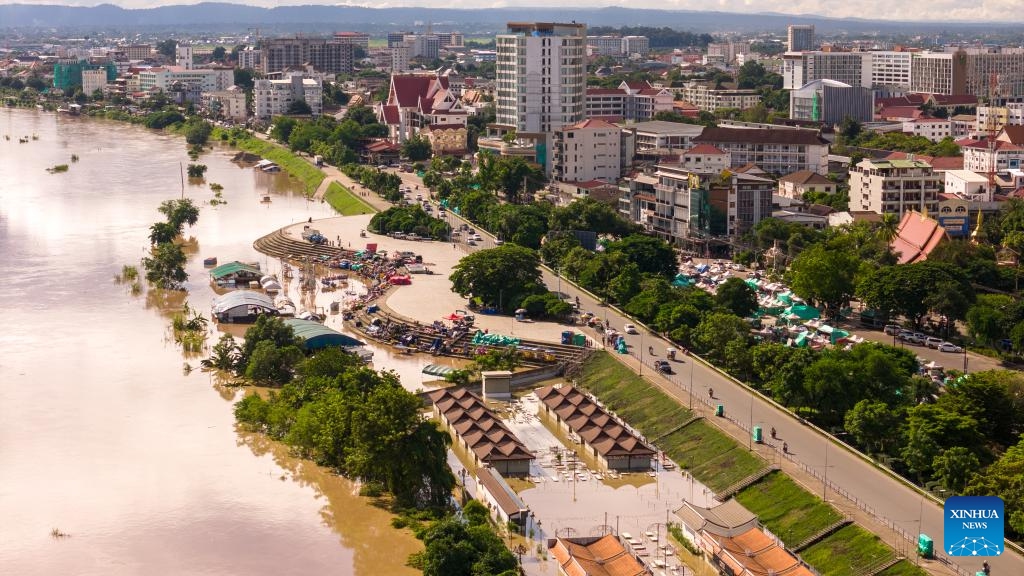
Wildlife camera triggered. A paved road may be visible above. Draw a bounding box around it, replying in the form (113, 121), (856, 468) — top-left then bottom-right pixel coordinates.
(378, 167), (1021, 575)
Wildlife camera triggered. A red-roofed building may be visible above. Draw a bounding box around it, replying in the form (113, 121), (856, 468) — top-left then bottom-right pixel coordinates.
(553, 118), (623, 183)
(376, 73), (467, 154)
(549, 535), (647, 576)
(891, 210), (948, 264)
(884, 151), (963, 172)
(961, 126), (1024, 172)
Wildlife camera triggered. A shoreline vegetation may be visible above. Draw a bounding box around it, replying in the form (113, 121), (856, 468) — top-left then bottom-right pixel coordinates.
(210, 126), (325, 196)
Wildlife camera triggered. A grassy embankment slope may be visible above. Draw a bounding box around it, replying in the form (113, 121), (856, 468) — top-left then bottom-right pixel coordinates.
(578, 352), (927, 576)
(213, 129), (324, 196)
(324, 182), (376, 216)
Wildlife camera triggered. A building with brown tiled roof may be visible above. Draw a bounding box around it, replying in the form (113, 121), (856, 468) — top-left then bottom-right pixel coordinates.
(890, 210), (948, 264)
(427, 388), (534, 476)
(675, 499), (815, 576)
(549, 534), (648, 576)
(535, 385), (654, 471)
(376, 73), (467, 153)
(777, 170), (836, 199)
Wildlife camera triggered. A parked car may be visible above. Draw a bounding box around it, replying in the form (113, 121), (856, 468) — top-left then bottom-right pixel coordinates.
(897, 330), (915, 341)
(624, 323), (638, 334)
(654, 360), (674, 374)
(938, 342), (963, 353)
(883, 324), (901, 336)
(467, 239), (477, 246)
(925, 337), (944, 349)
(471, 234), (482, 242)
(494, 239), (504, 245)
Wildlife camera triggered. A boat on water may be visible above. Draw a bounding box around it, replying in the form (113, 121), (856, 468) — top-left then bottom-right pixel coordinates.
(203, 257), (218, 267)
(254, 160), (281, 173)
(260, 195), (272, 203)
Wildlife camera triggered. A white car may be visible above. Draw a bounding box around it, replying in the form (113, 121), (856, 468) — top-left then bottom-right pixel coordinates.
(471, 234), (482, 242)
(938, 342), (963, 353)
(624, 324), (639, 334)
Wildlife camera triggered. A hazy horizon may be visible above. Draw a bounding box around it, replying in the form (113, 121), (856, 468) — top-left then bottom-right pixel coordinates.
(0, 0), (1021, 25)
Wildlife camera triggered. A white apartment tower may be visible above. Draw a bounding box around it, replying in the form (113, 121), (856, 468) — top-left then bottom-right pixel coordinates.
(495, 22), (587, 135)
(175, 44), (194, 70)
(787, 25), (815, 52)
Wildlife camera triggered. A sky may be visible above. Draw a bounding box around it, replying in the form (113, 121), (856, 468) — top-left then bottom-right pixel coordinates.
(1, 0), (1021, 23)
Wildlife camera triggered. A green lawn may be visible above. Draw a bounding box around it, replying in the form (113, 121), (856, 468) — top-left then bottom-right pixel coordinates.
(324, 181), (375, 216)
(877, 560), (929, 576)
(801, 525), (897, 576)
(579, 352), (764, 493)
(226, 135), (325, 196)
(659, 421), (765, 493)
(734, 471), (843, 545)
(579, 351), (691, 438)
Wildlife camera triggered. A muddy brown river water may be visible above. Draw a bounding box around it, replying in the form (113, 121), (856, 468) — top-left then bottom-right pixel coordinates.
(0, 108), (421, 575)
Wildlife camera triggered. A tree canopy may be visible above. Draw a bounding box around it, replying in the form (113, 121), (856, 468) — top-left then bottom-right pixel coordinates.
(449, 245), (543, 312)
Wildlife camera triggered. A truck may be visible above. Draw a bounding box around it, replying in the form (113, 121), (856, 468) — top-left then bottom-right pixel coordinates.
(314, 155), (324, 167)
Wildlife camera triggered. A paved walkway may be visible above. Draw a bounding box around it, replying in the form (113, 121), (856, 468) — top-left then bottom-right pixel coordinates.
(300, 164), (1018, 576)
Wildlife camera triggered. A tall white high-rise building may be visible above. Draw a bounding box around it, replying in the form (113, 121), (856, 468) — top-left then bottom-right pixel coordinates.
(175, 44), (194, 70)
(495, 21), (587, 135)
(787, 25), (815, 52)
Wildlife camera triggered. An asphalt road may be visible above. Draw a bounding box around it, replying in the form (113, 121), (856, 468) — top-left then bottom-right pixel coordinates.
(389, 167), (1021, 575)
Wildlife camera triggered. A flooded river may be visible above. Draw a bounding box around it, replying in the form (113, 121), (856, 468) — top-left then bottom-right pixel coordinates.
(0, 108), (421, 575)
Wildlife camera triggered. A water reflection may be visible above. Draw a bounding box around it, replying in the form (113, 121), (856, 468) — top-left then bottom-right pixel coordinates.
(0, 109), (421, 575)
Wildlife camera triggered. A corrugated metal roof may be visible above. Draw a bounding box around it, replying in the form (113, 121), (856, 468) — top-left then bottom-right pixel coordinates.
(211, 290), (276, 313)
(283, 319), (363, 349)
(210, 261), (262, 280)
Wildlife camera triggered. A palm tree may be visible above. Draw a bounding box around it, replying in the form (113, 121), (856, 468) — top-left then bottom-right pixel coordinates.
(877, 213), (900, 243)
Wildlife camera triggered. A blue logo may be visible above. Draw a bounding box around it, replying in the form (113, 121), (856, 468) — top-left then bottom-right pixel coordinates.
(944, 496), (1004, 557)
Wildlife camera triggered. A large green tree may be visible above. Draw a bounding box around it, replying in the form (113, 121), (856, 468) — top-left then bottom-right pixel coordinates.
(715, 277), (758, 318)
(401, 134), (432, 161)
(788, 242), (859, 317)
(449, 245), (543, 312)
(142, 242), (188, 288)
(607, 235), (676, 278)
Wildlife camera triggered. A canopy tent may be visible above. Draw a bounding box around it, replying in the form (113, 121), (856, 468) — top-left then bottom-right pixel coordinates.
(672, 274), (694, 288)
(776, 291), (794, 305)
(785, 304), (820, 321)
(470, 331), (520, 346)
(422, 364), (456, 377)
(210, 261), (261, 281)
(830, 328), (850, 344)
(745, 279), (760, 291)
(793, 332), (809, 348)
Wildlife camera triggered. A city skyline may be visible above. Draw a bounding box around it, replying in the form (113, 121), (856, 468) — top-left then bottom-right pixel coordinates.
(1, 0), (1023, 25)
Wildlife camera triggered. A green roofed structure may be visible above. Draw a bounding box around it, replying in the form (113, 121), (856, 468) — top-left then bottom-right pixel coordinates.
(210, 261), (262, 283)
(283, 319), (364, 350)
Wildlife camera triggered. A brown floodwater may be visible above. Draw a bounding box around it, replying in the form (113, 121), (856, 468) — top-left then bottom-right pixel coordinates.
(0, 108), (422, 575)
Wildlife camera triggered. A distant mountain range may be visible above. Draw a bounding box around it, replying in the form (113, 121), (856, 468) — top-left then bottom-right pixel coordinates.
(0, 3), (1012, 33)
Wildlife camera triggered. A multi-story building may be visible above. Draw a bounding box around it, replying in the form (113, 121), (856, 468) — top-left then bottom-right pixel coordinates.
(120, 44), (152, 61)
(586, 35), (623, 56)
(201, 86), (248, 123)
(944, 169), (991, 201)
(777, 170), (836, 199)
(680, 82), (760, 113)
(175, 45), (193, 70)
(787, 24), (815, 52)
(622, 120), (705, 160)
(849, 158), (941, 215)
(706, 41), (750, 65)
(783, 51), (866, 90)
(585, 80), (672, 121)
(553, 118), (622, 183)
(977, 103), (1024, 134)
(440, 32), (464, 48)
(710, 171), (775, 236)
(259, 37), (353, 75)
(254, 74), (323, 121)
(680, 144), (731, 173)
(692, 126), (830, 175)
(237, 46), (261, 70)
(789, 79), (873, 124)
(388, 32), (411, 48)
(377, 73), (468, 154)
(902, 118), (953, 142)
(911, 48), (1024, 102)
(867, 51), (913, 93)
(494, 21), (586, 135)
(961, 126), (1024, 172)
(81, 69), (108, 96)
(53, 59), (117, 91)
(404, 34), (441, 60)
(333, 32), (370, 52)
(621, 36), (650, 57)
(138, 66), (233, 93)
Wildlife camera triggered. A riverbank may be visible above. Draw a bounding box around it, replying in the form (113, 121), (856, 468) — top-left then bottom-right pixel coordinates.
(211, 127), (324, 196)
